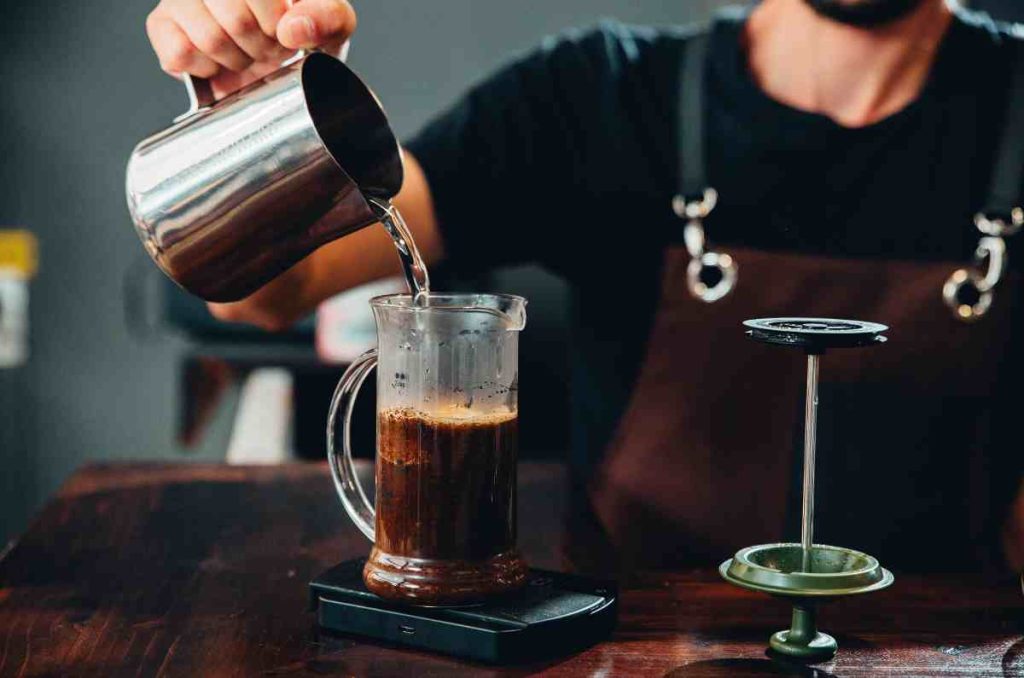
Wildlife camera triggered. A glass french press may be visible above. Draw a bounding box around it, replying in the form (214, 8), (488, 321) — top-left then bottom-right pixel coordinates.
(327, 294), (529, 606)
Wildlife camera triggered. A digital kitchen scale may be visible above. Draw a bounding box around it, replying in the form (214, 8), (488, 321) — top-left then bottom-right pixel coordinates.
(310, 559), (617, 664)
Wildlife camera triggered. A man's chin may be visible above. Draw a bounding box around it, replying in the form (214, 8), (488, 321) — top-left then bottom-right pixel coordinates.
(803, 0), (927, 27)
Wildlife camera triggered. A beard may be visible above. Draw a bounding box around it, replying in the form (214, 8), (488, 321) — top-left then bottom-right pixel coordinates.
(802, 0), (928, 27)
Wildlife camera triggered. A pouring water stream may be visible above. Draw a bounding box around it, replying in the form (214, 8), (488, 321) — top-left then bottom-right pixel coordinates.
(369, 198), (519, 327)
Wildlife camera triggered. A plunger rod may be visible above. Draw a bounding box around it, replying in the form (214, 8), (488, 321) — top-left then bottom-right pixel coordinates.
(802, 353), (820, 572)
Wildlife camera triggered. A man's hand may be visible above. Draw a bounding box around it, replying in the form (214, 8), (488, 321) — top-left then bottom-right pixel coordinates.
(146, 0), (356, 98)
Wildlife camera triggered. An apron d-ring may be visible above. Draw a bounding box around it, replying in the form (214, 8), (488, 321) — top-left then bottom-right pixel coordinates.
(673, 188), (737, 302)
(943, 231), (1008, 321)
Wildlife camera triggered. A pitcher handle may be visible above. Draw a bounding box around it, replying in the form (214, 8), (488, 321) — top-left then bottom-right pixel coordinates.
(173, 42), (332, 123)
(175, 49), (307, 123)
(326, 348), (377, 540)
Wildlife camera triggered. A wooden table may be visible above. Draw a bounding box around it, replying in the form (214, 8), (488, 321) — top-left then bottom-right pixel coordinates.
(1, 462), (1022, 677)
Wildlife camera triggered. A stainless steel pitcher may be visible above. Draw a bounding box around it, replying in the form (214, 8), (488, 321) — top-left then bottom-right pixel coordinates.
(125, 52), (403, 302)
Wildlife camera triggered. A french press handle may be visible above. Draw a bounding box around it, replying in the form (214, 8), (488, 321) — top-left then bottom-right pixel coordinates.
(326, 347), (377, 541)
(174, 40), (350, 122)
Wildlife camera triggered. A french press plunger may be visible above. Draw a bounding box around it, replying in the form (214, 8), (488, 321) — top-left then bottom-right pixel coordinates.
(720, 317), (895, 662)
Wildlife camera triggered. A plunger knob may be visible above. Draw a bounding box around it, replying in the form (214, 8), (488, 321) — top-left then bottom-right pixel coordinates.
(743, 317), (888, 353)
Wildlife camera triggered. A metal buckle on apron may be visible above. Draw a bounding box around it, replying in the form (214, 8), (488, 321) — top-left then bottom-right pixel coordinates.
(675, 23), (1024, 320)
(672, 188), (737, 302)
(943, 36), (1024, 322)
(943, 210), (1020, 321)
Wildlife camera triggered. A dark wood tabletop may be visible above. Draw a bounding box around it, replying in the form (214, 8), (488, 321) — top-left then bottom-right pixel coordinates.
(1, 461), (1022, 677)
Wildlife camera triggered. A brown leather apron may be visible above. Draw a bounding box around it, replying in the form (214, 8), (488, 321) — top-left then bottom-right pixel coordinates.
(574, 21), (1024, 574)
(588, 246), (1023, 572)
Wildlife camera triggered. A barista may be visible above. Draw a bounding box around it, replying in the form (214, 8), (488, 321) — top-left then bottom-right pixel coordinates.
(146, 0), (1024, 572)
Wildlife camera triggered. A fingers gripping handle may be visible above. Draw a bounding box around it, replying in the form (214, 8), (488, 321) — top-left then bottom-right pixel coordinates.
(174, 49), (306, 123)
(173, 39), (350, 123)
(327, 348), (377, 540)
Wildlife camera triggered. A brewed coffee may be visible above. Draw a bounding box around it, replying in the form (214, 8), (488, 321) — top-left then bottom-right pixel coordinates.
(377, 407), (518, 558)
(365, 407), (527, 604)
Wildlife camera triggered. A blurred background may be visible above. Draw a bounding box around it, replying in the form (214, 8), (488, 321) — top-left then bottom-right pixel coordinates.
(0, 0), (1021, 545)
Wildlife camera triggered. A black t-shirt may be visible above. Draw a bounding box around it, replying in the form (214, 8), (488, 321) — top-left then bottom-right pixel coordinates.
(407, 8), (1022, 498)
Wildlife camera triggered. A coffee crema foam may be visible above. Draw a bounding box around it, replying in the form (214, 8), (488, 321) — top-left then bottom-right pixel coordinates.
(377, 407), (517, 466)
(381, 406), (517, 425)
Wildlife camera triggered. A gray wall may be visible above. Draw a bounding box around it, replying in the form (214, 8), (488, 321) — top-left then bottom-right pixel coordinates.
(0, 1), (727, 543)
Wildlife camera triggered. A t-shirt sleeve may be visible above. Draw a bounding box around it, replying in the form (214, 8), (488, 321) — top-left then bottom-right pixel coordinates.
(405, 21), (641, 278)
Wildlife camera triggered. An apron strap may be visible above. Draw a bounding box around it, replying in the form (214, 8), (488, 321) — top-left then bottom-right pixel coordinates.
(982, 38), (1024, 221)
(678, 30), (711, 201)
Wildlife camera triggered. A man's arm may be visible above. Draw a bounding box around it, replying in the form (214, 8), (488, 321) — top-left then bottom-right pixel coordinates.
(145, 0), (444, 330)
(208, 151), (443, 331)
